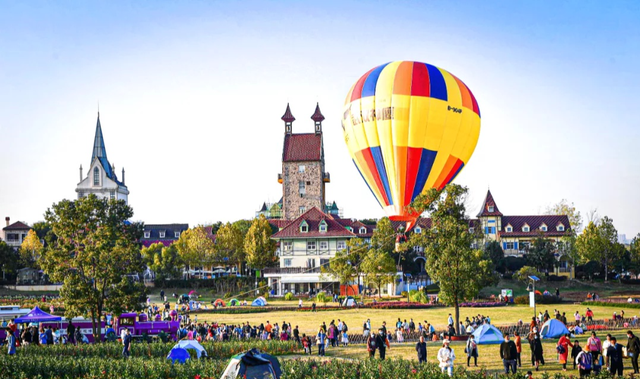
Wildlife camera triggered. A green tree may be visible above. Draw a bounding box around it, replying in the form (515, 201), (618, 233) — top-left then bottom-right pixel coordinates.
(410, 184), (495, 335)
(244, 215), (277, 273)
(545, 199), (583, 233)
(174, 226), (217, 277)
(19, 229), (43, 268)
(484, 241), (505, 271)
(371, 217), (396, 254)
(0, 241), (21, 282)
(31, 221), (57, 247)
(141, 243), (183, 280)
(40, 195), (146, 342)
(215, 222), (245, 266)
(322, 237), (367, 298)
(628, 234), (640, 275)
(232, 219), (254, 236)
(360, 248), (396, 298)
(514, 266), (541, 282)
(526, 234), (556, 272)
(576, 217), (622, 282)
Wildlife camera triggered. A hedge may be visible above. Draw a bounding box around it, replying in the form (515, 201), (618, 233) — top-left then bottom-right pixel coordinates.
(582, 301), (640, 309)
(514, 294), (563, 305)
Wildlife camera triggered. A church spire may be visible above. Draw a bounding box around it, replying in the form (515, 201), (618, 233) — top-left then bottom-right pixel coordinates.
(281, 103), (295, 135)
(92, 112), (108, 162)
(311, 102), (324, 134)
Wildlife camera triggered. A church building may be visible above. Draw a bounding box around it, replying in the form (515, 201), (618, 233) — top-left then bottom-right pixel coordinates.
(76, 113), (129, 203)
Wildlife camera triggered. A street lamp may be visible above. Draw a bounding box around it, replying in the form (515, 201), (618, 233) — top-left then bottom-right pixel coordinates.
(527, 275), (540, 318)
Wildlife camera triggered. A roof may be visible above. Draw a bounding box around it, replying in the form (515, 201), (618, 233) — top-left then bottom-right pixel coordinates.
(311, 103), (325, 122)
(477, 190), (503, 217)
(3, 221), (31, 231)
(282, 133), (322, 162)
(268, 219), (290, 231)
(91, 113), (126, 187)
(335, 218), (374, 237)
(272, 207), (356, 239)
(499, 215), (571, 238)
(141, 224), (189, 241)
(281, 103), (295, 123)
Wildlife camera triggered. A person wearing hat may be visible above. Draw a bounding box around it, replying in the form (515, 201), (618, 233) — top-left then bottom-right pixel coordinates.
(437, 339), (456, 376)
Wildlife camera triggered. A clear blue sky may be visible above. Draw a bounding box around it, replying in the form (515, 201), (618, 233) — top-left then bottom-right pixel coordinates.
(1, 1), (638, 237)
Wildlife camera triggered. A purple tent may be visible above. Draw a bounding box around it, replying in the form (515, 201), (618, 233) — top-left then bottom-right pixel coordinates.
(14, 306), (62, 323)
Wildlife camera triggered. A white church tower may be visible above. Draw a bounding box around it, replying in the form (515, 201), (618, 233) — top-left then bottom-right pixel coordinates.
(76, 113), (129, 203)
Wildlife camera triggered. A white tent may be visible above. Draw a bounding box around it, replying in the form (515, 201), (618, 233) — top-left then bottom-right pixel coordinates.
(342, 296), (356, 307)
(173, 340), (208, 358)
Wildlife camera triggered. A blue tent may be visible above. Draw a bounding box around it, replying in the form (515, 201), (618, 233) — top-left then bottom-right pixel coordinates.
(14, 306), (62, 323)
(220, 348), (282, 378)
(471, 324), (503, 344)
(167, 347), (190, 364)
(540, 319), (570, 339)
(252, 298), (266, 307)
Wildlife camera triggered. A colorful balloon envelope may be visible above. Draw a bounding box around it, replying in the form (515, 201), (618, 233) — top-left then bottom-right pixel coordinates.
(342, 61), (481, 227)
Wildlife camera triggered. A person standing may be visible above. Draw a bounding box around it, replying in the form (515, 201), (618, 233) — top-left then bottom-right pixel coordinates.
(366, 332), (377, 359)
(376, 328), (390, 360)
(416, 335), (427, 363)
(557, 333), (574, 371)
(530, 332), (544, 371)
(66, 320), (76, 345)
(437, 340), (456, 377)
(7, 328), (16, 355)
(587, 331), (602, 364)
(606, 336), (624, 377)
(122, 329), (131, 358)
(293, 325), (300, 344)
(466, 334), (478, 367)
(316, 327), (326, 356)
(45, 326), (53, 345)
(500, 334), (518, 374)
(447, 314), (454, 327)
(575, 347), (593, 378)
(514, 332), (522, 367)
(627, 330), (640, 374)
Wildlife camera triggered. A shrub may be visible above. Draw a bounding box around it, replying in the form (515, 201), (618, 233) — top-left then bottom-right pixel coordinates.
(513, 266), (541, 282)
(546, 275), (567, 282)
(582, 301), (640, 309)
(515, 294), (563, 305)
(401, 291), (408, 298)
(284, 292), (294, 301)
(408, 289), (428, 304)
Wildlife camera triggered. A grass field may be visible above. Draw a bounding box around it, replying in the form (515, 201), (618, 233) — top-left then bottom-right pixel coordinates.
(195, 304), (639, 335)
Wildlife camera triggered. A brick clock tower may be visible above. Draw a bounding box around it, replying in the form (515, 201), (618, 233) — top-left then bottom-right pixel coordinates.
(278, 103), (330, 220)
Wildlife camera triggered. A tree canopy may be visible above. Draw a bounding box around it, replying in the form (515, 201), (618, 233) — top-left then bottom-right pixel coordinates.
(40, 195), (146, 341)
(244, 214), (277, 272)
(545, 199), (583, 234)
(215, 222), (245, 266)
(174, 226), (216, 275)
(20, 229), (43, 268)
(141, 243), (183, 280)
(360, 248), (396, 298)
(525, 233), (556, 272)
(576, 216), (623, 281)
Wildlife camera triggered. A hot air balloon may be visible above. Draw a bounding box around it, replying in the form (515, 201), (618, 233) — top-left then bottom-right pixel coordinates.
(342, 61), (481, 229)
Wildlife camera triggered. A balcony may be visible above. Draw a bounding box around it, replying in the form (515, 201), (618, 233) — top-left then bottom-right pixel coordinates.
(323, 172), (330, 183)
(263, 267), (321, 275)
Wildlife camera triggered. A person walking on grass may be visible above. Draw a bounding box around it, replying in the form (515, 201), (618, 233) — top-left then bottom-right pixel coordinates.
(366, 331), (377, 359)
(377, 328), (390, 360)
(500, 333), (518, 374)
(557, 333), (574, 371)
(437, 339), (455, 377)
(587, 331), (602, 363)
(316, 327), (326, 356)
(514, 332), (522, 367)
(606, 336), (623, 377)
(416, 335), (427, 363)
(627, 330), (640, 374)
(529, 331), (544, 371)
(575, 346), (593, 378)
(466, 334), (478, 367)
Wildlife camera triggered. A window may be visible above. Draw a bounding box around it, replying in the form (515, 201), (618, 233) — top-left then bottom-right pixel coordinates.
(283, 241), (292, 251)
(506, 226), (513, 232)
(78, 191), (83, 199)
(557, 224), (565, 231)
(346, 226), (353, 232)
(300, 222), (308, 233)
(306, 258), (316, 268)
(284, 258), (292, 267)
(319, 241), (328, 250)
(540, 225), (547, 232)
(488, 206), (494, 212)
(159, 231), (165, 238)
(307, 240), (316, 250)
(144, 231), (150, 238)
(505, 242), (515, 250)
(319, 221), (327, 233)
(469, 227), (475, 233)
(110, 191), (115, 200)
(359, 227), (367, 234)
(299, 206), (306, 215)
(298, 181), (305, 195)
(414, 227), (421, 234)
(320, 258), (330, 267)
(298, 165), (305, 173)
(93, 167), (100, 185)
(523, 225), (530, 232)
(484, 227), (496, 234)
(174, 231), (180, 238)
(337, 241), (346, 250)
(520, 242), (530, 251)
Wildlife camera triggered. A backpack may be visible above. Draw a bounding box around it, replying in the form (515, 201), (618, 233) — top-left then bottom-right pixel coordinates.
(581, 352), (593, 370)
(343, 324), (348, 332)
(557, 344), (566, 354)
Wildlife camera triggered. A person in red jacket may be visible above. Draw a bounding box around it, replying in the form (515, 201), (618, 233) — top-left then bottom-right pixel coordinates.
(558, 333), (574, 371)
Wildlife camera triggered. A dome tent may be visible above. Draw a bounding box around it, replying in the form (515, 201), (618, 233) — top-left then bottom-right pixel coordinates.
(540, 319), (570, 339)
(229, 299), (240, 306)
(342, 296), (356, 307)
(252, 297), (267, 307)
(471, 324), (503, 344)
(220, 348), (281, 379)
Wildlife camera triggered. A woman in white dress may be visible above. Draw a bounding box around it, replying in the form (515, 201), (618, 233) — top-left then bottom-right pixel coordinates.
(438, 339), (456, 377)
(396, 328), (404, 343)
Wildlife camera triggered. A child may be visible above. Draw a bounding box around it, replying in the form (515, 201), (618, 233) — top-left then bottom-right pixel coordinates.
(526, 371), (533, 379)
(571, 340), (582, 369)
(302, 334), (310, 355)
(342, 329), (348, 346)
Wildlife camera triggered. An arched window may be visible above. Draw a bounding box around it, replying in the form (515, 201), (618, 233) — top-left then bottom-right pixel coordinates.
(93, 167), (100, 185)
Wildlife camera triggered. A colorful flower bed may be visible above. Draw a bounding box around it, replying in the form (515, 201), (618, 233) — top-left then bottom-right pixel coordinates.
(459, 301), (508, 307)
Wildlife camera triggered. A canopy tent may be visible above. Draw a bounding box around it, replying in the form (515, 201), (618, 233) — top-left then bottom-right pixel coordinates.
(540, 319), (570, 339)
(471, 324), (504, 344)
(220, 348), (282, 379)
(172, 340), (208, 358)
(342, 296), (356, 307)
(167, 347), (191, 364)
(214, 299), (226, 307)
(229, 299), (240, 306)
(188, 290), (198, 296)
(252, 298), (267, 307)
(14, 306), (62, 323)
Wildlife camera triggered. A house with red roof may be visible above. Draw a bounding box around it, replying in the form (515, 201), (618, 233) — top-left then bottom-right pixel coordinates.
(2, 217), (32, 250)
